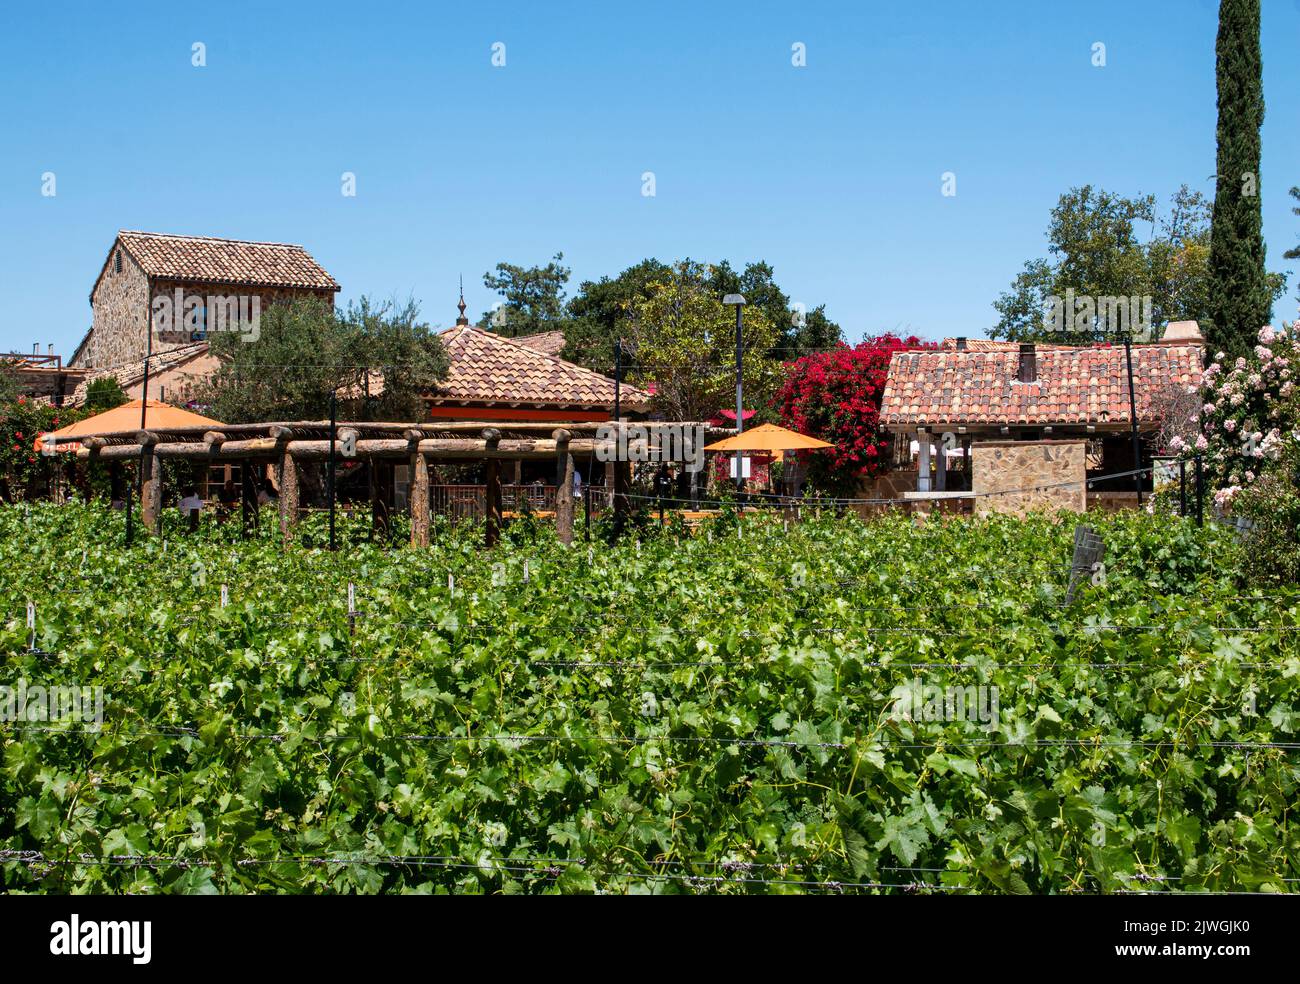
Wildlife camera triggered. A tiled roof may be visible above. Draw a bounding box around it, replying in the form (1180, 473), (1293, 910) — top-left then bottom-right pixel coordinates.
(881, 344), (1203, 428)
(69, 342), (213, 405)
(514, 330), (567, 357)
(941, 338), (1071, 351)
(431, 325), (650, 410)
(95, 231), (340, 298)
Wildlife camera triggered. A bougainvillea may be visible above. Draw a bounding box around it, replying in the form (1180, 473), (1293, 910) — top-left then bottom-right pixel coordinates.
(772, 335), (933, 494)
(0, 397), (84, 501)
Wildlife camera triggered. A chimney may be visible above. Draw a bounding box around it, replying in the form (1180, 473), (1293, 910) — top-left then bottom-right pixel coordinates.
(1018, 343), (1037, 383)
(955, 337), (967, 351)
(47, 344), (54, 356)
(1162, 320), (1204, 344)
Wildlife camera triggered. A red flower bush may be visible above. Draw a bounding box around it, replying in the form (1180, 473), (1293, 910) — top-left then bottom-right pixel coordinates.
(773, 334), (934, 495)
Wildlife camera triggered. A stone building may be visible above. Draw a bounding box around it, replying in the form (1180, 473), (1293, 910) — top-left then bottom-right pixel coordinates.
(878, 324), (1205, 514)
(69, 230), (340, 396)
(0, 349), (85, 406)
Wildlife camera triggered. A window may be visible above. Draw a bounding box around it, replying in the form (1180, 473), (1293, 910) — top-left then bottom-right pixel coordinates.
(114, 250), (122, 274)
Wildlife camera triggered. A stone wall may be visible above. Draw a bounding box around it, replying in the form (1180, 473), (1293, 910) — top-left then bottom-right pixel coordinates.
(79, 237), (335, 373)
(79, 246), (149, 370)
(971, 440), (1086, 517)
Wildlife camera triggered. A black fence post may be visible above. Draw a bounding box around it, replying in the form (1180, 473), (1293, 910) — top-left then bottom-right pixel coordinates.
(1179, 459), (1187, 517)
(327, 389), (338, 552)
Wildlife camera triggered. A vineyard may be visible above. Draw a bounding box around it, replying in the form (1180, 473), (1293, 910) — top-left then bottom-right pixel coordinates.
(1, 503), (1298, 894)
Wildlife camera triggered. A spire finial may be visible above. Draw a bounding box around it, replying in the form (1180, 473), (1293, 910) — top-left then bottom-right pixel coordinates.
(456, 274), (468, 325)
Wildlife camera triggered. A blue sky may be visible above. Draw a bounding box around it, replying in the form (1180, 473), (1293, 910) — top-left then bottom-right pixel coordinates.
(1, 0), (1298, 358)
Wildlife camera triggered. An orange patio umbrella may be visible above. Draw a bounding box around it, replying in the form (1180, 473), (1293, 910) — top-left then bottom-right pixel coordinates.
(35, 399), (224, 454)
(703, 421), (833, 453)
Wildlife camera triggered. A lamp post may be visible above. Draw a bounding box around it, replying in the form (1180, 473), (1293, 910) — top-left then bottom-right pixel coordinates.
(723, 294), (747, 493)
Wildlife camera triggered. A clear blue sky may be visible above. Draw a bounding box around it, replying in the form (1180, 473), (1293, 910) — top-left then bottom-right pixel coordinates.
(1, 0), (1297, 358)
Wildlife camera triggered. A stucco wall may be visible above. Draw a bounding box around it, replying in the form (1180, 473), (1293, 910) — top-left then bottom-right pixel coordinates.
(972, 440), (1086, 516)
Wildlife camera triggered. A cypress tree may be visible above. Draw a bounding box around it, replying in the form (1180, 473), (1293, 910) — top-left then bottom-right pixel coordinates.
(1208, 0), (1271, 354)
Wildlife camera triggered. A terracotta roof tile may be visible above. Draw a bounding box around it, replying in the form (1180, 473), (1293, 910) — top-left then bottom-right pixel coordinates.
(881, 344), (1203, 428)
(431, 326), (649, 410)
(107, 231), (340, 293)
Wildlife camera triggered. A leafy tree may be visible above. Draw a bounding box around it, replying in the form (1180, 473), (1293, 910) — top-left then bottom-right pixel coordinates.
(623, 261), (780, 421)
(992, 185), (1284, 344)
(1284, 186), (1300, 262)
(1208, 0), (1273, 353)
(772, 335), (931, 496)
(706, 260), (843, 358)
(562, 257), (842, 373)
(199, 296), (448, 423)
(477, 253), (571, 337)
(84, 375), (128, 412)
(0, 363), (18, 406)
(564, 258), (673, 372)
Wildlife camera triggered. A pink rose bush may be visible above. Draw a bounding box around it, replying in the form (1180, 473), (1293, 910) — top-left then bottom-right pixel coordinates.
(1174, 319), (1300, 509)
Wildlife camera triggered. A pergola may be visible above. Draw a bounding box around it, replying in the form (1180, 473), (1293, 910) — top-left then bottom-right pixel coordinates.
(69, 419), (726, 547)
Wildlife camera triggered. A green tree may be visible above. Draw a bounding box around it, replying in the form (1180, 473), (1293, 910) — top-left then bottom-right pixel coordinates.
(1284, 186), (1300, 262)
(199, 296), (448, 423)
(477, 253), (571, 337)
(624, 261), (781, 421)
(0, 363), (18, 406)
(84, 375), (128, 412)
(563, 258), (672, 372)
(1208, 0), (1272, 353)
(992, 185), (1283, 344)
(562, 258), (841, 373)
(705, 260), (843, 358)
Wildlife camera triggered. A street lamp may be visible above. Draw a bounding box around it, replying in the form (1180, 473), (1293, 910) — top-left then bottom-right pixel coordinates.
(723, 294), (747, 493)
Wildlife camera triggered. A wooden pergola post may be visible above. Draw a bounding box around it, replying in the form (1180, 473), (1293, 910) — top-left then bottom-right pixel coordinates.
(276, 440), (300, 543)
(138, 432), (162, 535)
(484, 428), (502, 548)
(554, 428), (574, 546)
(406, 429), (429, 548)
